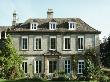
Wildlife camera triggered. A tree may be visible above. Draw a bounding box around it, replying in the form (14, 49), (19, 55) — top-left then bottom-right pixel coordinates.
(100, 35), (110, 67)
(0, 34), (23, 79)
(83, 48), (102, 80)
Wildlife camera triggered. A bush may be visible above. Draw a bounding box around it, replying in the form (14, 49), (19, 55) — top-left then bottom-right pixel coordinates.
(51, 76), (69, 81)
(15, 77), (45, 82)
(99, 75), (109, 82)
(77, 75), (86, 81)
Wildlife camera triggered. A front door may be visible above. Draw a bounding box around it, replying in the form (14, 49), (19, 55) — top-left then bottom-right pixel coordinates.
(49, 61), (57, 73)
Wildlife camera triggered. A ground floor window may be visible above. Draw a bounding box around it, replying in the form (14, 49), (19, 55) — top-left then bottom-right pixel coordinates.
(34, 60), (42, 73)
(22, 62), (27, 73)
(78, 60), (84, 74)
(49, 61), (57, 73)
(65, 60), (71, 73)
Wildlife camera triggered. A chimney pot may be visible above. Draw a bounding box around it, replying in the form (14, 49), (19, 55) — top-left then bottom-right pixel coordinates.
(47, 9), (53, 19)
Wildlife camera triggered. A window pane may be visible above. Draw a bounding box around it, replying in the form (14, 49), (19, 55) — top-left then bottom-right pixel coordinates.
(22, 38), (27, 49)
(78, 38), (80, 49)
(78, 61), (84, 74)
(39, 61), (42, 73)
(36, 38), (41, 49)
(25, 62), (27, 73)
(53, 24), (55, 29)
(65, 38), (70, 49)
(36, 39), (38, 49)
(70, 23), (73, 28)
(65, 60), (71, 73)
(39, 39), (41, 49)
(65, 38), (67, 49)
(53, 61), (57, 71)
(50, 38), (56, 49)
(49, 61), (52, 73)
(68, 68), (70, 73)
(68, 38), (70, 49)
(36, 61), (38, 73)
(81, 38), (83, 49)
(22, 62), (24, 70)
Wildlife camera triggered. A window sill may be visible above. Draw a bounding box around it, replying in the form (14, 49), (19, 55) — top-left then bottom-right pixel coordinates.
(63, 49), (71, 51)
(77, 73), (83, 74)
(49, 49), (56, 51)
(78, 49), (84, 51)
(21, 49), (29, 51)
(34, 49), (43, 51)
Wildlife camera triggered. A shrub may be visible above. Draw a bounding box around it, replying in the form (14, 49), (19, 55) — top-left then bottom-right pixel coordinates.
(77, 75), (86, 81)
(99, 75), (109, 82)
(51, 76), (69, 81)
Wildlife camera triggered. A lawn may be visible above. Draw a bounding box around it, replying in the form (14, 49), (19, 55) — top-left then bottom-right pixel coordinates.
(0, 79), (99, 82)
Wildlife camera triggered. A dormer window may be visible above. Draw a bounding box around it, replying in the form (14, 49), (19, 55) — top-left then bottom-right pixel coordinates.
(30, 23), (38, 30)
(68, 22), (76, 30)
(49, 22), (57, 30)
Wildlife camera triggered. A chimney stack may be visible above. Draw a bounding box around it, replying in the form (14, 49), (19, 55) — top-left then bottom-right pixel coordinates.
(12, 11), (16, 26)
(47, 9), (53, 19)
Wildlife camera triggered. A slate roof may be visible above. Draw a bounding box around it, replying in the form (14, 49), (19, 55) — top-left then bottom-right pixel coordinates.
(0, 26), (11, 31)
(8, 18), (101, 34)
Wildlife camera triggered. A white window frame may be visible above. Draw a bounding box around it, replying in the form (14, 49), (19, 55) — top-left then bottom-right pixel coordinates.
(63, 36), (71, 50)
(34, 60), (42, 73)
(78, 60), (84, 74)
(21, 36), (28, 50)
(49, 22), (57, 30)
(78, 36), (84, 51)
(22, 61), (27, 73)
(64, 60), (71, 73)
(68, 22), (76, 30)
(30, 23), (38, 30)
(34, 37), (42, 50)
(49, 36), (56, 50)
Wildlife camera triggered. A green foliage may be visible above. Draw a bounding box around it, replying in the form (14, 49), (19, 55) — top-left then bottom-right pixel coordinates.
(51, 76), (69, 81)
(83, 49), (103, 81)
(83, 59), (103, 81)
(100, 35), (110, 67)
(84, 48), (98, 66)
(0, 35), (23, 80)
(99, 75), (109, 82)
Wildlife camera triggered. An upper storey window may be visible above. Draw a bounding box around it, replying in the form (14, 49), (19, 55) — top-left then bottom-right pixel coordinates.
(49, 22), (57, 30)
(68, 22), (76, 30)
(30, 23), (38, 30)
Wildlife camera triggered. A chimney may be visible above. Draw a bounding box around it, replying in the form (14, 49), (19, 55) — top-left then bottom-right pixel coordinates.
(47, 9), (53, 19)
(12, 11), (16, 26)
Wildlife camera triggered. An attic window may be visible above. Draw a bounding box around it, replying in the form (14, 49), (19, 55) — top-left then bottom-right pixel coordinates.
(68, 22), (76, 30)
(30, 23), (38, 30)
(49, 22), (57, 30)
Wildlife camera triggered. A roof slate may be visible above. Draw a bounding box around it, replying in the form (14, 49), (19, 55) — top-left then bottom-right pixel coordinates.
(8, 18), (101, 34)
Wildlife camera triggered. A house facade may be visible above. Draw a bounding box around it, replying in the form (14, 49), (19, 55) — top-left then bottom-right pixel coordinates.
(6, 9), (101, 78)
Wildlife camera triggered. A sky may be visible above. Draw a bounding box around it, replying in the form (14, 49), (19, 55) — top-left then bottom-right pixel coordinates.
(0, 0), (110, 41)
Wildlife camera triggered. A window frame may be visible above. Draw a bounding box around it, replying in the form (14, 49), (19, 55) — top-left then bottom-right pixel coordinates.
(49, 36), (56, 50)
(78, 60), (84, 74)
(49, 22), (57, 30)
(21, 36), (28, 50)
(64, 60), (71, 73)
(68, 22), (76, 30)
(22, 61), (27, 73)
(34, 37), (42, 50)
(30, 23), (38, 30)
(34, 60), (42, 73)
(78, 36), (84, 51)
(63, 36), (71, 50)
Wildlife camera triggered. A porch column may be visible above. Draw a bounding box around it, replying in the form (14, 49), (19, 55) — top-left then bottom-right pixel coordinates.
(44, 57), (49, 74)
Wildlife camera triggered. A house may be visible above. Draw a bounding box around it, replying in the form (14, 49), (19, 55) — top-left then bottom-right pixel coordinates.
(6, 9), (101, 78)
